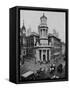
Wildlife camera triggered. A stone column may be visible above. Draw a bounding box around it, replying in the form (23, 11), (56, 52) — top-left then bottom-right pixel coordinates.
(41, 50), (43, 62)
(40, 29), (42, 37)
(36, 50), (40, 62)
(49, 50), (51, 60)
(46, 50), (47, 62)
(38, 50), (40, 61)
(40, 30), (41, 38)
(42, 29), (44, 38)
(41, 30), (43, 37)
(45, 29), (46, 37)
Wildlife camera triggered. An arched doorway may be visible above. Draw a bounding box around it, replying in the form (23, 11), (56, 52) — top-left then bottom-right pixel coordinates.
(43, 54), (46, 62)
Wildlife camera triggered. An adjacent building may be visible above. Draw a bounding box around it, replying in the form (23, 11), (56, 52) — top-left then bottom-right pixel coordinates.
(48, 34), (62, 60)
(20, 21), (27, 64)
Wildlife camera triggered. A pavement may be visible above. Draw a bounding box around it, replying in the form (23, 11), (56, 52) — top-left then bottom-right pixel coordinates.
(20, 56), (66, 79)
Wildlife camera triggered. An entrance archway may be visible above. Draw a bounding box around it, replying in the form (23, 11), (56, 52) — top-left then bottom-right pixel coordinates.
(43, 54), (46, 62)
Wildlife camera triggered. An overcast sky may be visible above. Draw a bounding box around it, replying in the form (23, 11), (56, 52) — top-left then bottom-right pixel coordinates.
(20, 10), (65, 42)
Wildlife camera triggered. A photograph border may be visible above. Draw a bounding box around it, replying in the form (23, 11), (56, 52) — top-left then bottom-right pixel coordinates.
(16, 6), (68, 83)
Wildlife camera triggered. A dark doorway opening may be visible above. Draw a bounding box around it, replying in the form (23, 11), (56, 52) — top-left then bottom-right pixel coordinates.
(43, 54), (46, 62)
(47, 50), (49, 61)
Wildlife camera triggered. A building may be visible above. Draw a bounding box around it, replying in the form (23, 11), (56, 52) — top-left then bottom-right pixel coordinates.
(20, 13), (63, 65)
(34, 13), (52, 63)
(61, 42), (65, 56)
(20, 20), (27, 64)
(48, 34), (62, 60)
(26, 13), (52, 63)
(26, 32), (39, 57)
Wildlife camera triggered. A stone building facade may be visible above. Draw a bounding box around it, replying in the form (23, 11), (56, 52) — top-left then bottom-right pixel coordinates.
(20, 14), (62, 64)
(48, 34), (62, 60)
(34, 13), (52, 63)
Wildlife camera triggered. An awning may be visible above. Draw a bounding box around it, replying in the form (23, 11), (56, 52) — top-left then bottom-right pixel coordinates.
(21, 71), (34, 78)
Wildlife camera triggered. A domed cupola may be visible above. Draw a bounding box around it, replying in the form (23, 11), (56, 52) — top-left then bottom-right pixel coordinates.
(40, 13), (47, 25)
(38, 13), (48, 39)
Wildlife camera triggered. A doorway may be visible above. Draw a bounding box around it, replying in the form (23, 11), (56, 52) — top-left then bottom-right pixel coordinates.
(43, 54), (46, 62)
(47, 50), (49, 61)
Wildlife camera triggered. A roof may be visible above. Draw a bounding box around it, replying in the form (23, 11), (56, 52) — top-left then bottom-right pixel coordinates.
(21, 20), (26, 30)
(40, 13), (47, 20)
(21, 71), (34, 78)
(48, 33), (53, 37)
(48, 33), (61, 41)
(30, 32), (39, 36)
(61, 42), (65, 45)
(22, 25), (26, 31)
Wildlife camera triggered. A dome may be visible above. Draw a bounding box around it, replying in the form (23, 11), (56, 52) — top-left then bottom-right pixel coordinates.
(40, 13), (47, 20)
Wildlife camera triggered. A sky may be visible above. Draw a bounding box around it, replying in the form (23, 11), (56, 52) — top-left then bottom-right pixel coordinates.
(20, 10), (65, 42)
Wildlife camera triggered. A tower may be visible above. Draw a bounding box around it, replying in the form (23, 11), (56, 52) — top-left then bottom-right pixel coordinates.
(21, 20), (26, 35)
(20, 20), (26, 46)
(38, 13), (48, 45)
(20, 20), (27, 65)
